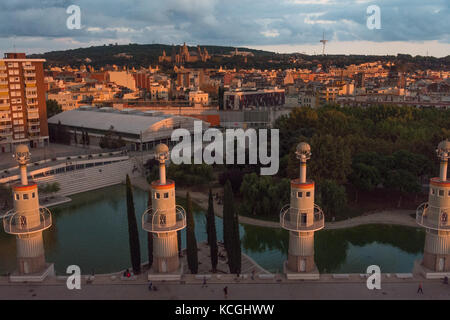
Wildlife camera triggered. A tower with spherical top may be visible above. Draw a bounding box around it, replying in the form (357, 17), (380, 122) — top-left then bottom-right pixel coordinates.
(416, 140), (450, 276)
(142, 144), (186, 276)
(280, 142), (324, 279)
(1, 145), (53, 280)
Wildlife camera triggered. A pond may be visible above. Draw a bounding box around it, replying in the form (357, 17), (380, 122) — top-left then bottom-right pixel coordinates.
(0, 185), (425, 275)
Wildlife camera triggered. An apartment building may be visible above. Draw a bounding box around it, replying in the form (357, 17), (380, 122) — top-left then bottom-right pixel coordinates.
(0, 53), (48, 153)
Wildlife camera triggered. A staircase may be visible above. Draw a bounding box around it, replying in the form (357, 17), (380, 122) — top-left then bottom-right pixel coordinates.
(34, 159), (139, 197)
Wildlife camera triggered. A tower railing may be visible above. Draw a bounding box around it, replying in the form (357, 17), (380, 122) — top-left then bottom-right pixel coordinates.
(142, 205), (186, 233)
(280, 204), (325, 232)
(416, 202), (450, 231)
(2, 207), (52, 235)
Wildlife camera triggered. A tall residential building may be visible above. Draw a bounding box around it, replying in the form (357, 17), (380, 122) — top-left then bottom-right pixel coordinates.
(0, 53), (48, 153)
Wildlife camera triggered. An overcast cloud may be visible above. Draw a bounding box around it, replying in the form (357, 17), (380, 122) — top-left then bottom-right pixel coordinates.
(0, 0), (448, 56)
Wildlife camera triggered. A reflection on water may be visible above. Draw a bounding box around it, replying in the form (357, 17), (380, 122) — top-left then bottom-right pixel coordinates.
(0, 185), (425, 275)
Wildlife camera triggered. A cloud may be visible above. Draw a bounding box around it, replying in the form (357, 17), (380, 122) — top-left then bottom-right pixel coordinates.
(0, 0), (448, 55)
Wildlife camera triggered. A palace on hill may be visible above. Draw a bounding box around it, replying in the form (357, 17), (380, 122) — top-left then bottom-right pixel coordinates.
(158, 43), (210, 65)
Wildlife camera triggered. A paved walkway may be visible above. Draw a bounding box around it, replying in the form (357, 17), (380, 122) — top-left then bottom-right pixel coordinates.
(0, 279), (448, 300)
(131, 176), (418, 230)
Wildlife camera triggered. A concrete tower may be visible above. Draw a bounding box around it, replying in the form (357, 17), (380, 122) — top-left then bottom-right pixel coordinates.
(416, 140), (450, 277)
(1, 145), (53, 281)
(280, 142), (325, 280)
(142, 144), (186, 278)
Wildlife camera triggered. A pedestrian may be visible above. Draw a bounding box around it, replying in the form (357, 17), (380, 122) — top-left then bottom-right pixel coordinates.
(417, 282), (424, 294)
(223, 286), (228, 299)
(443, 276), (448, 285)
(202, 276), (207, 288)
(251, 270), (255, 280)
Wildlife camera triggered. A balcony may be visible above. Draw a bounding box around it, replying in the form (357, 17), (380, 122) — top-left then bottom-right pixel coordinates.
(27, 100), (38, 106)
(25, 80), (36, 85)
(0, 124), (12, 130)
(24, 72), (36, 77)
(23, 65), (35, 71)
(416, 202), (450, 231)
(26, 93), (38, 98)
(0, 73), (7, 78)
(0, 103), (10, 109)
(2, 207), (52, 235)
(27, 112), (39, 119)
(142, 205), (186, 233)
(0, 81), (7, 85)
(28, 127), (40, 133)
(280, 204), (325, 232)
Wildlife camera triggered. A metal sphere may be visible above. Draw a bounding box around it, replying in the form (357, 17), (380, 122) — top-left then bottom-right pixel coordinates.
(14, 144), (31, 165)
(437, 139), (450, 159)
(154, 143), (169, 155)
(295, 142), (311, 160)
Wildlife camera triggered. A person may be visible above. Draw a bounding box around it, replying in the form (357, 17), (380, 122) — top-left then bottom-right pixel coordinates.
(251, 270), (255, 280)
(148, 281), (153, 291)
(417, 282), (424, 294)
(202, 276), (207, 288)
(223, 286), (228, 299)
(443, 276), (448, 285)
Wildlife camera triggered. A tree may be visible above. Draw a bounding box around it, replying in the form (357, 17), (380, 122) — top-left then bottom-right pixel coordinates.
(207, 189), (218, 272)
(317, 179), (347, 220)
(46, 99), (62, 118)
(125, 175), (141, 274)
(147, 190), (153, 270)
(223, 180), (241, 274)
(185, 192), (198, 274)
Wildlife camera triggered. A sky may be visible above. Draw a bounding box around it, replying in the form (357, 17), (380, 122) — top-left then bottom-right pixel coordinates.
(0, 0), (449, 57)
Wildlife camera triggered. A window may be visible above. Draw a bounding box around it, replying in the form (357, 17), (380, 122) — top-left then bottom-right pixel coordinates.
(15, 193), (19, 200)
(23, 194), (29, 200)
(306, 192), (311, 197)
(431, 188), (435, 195)
(164, 192), (169, 199)
(297, 192), (303, 198)
(438, 190), (444, 197)
(301, 213), (307, 224)
(32, 192), (35, 198)
(159, 215), (166, 225)
(155, 193), (160, 199)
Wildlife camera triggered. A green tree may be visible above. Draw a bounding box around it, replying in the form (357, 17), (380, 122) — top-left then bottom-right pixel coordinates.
(185, 192), (198, 274)
(223, 180), (241, 273)
(207, 189), (218, 272)
(125, 175), (141, 274)
(317, 179), (347, 220)
(46, 99), (62, 118)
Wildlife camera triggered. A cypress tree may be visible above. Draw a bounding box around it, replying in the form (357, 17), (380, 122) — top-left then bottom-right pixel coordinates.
(126, 174), (141, 274)
(232, 204), (241, 274)
(185, 192), (198, 274)
(207, 189), (218, 272)
(177, 230), (182, 256)
(223, 180), (235, 272)
(147, 190), (153, 270)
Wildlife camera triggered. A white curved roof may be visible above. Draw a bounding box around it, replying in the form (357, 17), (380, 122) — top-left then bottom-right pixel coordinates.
(48, 108), (209, 138)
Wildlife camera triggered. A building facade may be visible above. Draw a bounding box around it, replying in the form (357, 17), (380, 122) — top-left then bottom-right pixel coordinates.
(0, 53), (49, 153)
